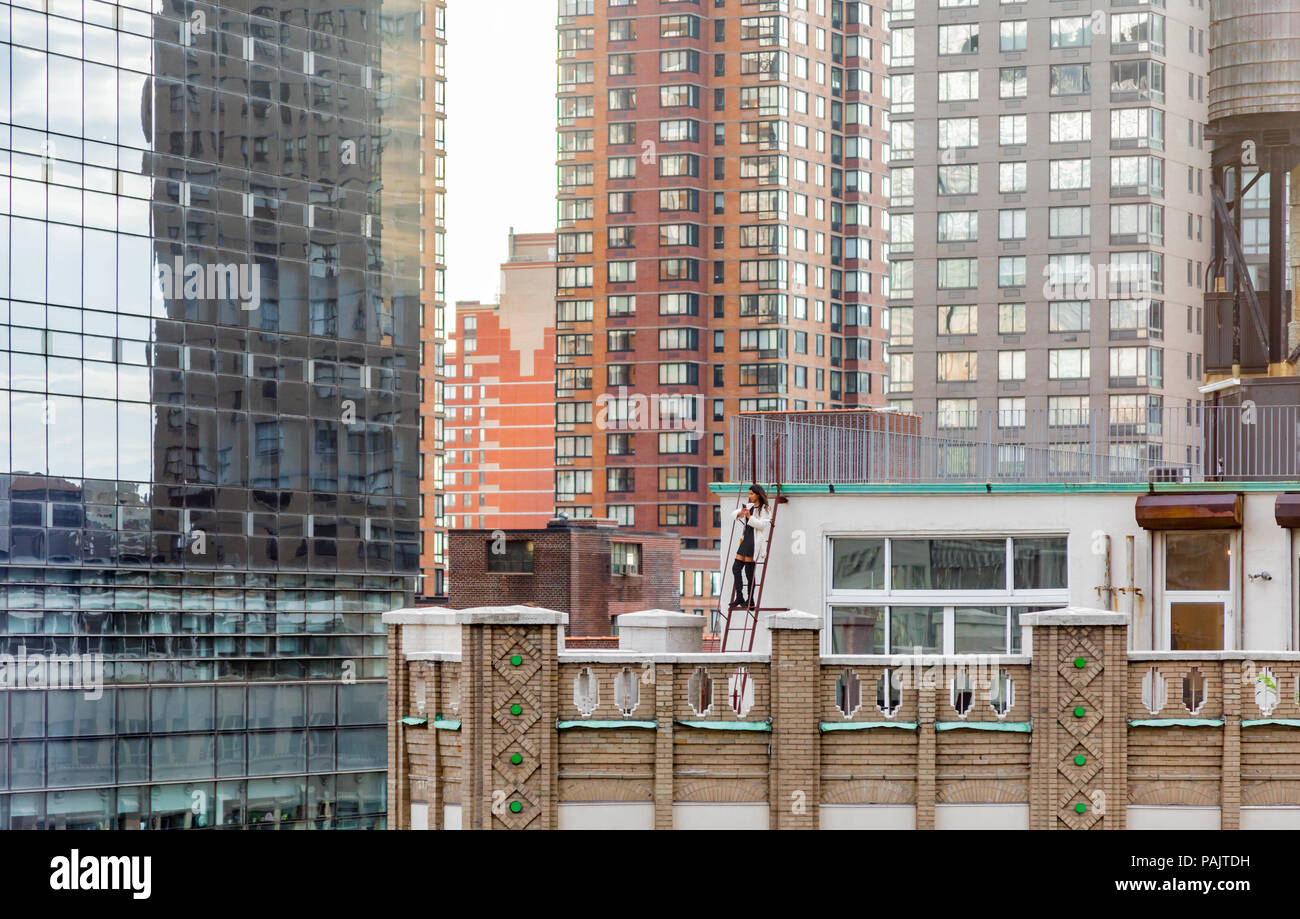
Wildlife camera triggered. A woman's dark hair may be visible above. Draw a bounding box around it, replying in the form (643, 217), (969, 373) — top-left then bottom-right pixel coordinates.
(748, 484), (769, 510)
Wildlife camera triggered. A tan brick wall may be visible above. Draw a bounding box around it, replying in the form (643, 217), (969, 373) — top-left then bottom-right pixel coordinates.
(388, 613), (1300, 829)
(916, 687), (936, 830)
(1221, 660), (1241, 829)
(654, 662), (675, 829)
(1029, 623), (1128, 829)
(458, 622), (561, 829)
(1127, 660), (1223, 812)
(386, 627), (407, 829)
(769, 628), (820, 829)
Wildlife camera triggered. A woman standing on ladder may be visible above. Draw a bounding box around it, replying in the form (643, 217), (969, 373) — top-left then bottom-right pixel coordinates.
(730, 484), (771, 610)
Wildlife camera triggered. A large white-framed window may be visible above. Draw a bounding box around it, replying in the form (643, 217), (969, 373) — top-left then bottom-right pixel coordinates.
(825, 535), (1069, 655)
(1159, 530), (1237, 650)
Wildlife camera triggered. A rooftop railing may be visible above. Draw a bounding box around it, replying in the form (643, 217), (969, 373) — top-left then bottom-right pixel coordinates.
(729, 405), (1300, 485)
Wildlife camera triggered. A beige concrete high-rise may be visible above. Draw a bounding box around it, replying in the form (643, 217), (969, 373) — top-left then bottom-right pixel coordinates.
(886, 0), (1212, 467)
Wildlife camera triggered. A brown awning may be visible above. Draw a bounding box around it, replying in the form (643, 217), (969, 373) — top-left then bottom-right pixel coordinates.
(1135, 494), (1242, 530)
(1275, 493), (1300, 528)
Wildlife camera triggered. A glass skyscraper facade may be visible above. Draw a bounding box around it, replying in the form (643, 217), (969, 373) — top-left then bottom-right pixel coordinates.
(0, 0), (423, 828)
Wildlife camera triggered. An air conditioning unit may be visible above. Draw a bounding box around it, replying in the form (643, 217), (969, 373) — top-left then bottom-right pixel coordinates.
(1148, 465), (1192, 483)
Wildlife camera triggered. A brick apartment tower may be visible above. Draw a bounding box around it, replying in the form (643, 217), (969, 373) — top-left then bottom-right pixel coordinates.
(554, 0), (890, 565)
(885, 0), (1212, 446)
(445, 232), (559, 532)
(420, 0), (450, 601)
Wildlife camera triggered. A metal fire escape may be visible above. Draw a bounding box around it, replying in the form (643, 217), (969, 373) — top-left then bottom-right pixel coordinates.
(716, 433), (788, 653)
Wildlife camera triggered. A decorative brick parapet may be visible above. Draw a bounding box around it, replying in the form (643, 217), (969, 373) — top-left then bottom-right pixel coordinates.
(1221, 659), (1241, 830)
(916, 686), (937, 830)
(386, 625), (406, 829)
(1124, 652), (1300, 820)
(455, 606), (568, 830)
(654, 661), (675, 830)
(767, 611), (822, 830)
(387, 604), (1300, 830)
(1022, 609), (1129, 830)
(384, 607), (467, 830)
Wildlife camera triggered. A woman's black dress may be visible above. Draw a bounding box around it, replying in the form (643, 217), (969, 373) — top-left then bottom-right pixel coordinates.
(736, 506), (756, 559)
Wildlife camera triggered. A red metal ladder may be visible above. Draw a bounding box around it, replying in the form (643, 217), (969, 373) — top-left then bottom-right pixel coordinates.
(717, 434), (787, 653)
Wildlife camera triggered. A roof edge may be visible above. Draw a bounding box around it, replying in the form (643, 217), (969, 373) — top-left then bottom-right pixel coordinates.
(709, 481), (1300, 495)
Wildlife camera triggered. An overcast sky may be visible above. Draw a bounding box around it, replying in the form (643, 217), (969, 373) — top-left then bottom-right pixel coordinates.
(444, 1), (557, 310)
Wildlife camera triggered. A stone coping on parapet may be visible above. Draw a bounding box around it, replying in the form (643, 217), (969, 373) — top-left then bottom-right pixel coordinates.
(454, 606), (569, 626)
(1129, 651), (1300, 661)
(409, 652), (1030, 665)
(385, 605), (570, 626)
(382, 608), (459, 626)
(557, 651), (771, 665)
(822, 654), (1034, 667)
(1019, 608), (1129, 627)
(401, 650), (1300, 665)
(763, 610), (823, 630)
(616, 610), (707, 629)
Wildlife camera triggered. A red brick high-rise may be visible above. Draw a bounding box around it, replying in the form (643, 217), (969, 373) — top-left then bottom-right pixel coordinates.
(554, 0), (890, 561)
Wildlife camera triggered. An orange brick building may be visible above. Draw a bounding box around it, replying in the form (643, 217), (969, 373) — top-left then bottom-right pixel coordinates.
(443, 232), (558, 538)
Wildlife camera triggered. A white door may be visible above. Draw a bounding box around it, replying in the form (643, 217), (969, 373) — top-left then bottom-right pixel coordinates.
(1163, 531), (1234, 650)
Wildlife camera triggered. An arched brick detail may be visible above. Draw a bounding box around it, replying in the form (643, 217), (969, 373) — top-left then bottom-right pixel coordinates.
(674, 779), (767, 803)
(1242, 781), (1300, 807)
(1128, 780), (1221, 806)
(559, 779), (654, 803)
(821, 779), (916, 805)
(937, 780), (1028, 804)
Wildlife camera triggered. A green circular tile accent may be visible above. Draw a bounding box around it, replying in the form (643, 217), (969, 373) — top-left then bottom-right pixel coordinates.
(510, 704), (523, 716)
(1075, 755), (1087, 766)
(1075, 802), (1087, 814)
(509, 801), (523, 814)
(511, 753), (522, 765)
(1074, 706), (1086, 718)
(1074, 657), (1087, 669)
(511, 654), (523, 666)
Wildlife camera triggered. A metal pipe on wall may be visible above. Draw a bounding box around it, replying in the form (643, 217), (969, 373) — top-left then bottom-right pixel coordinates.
(1125, 535), (1136, 619)
(1098, 534), (1113, 611)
